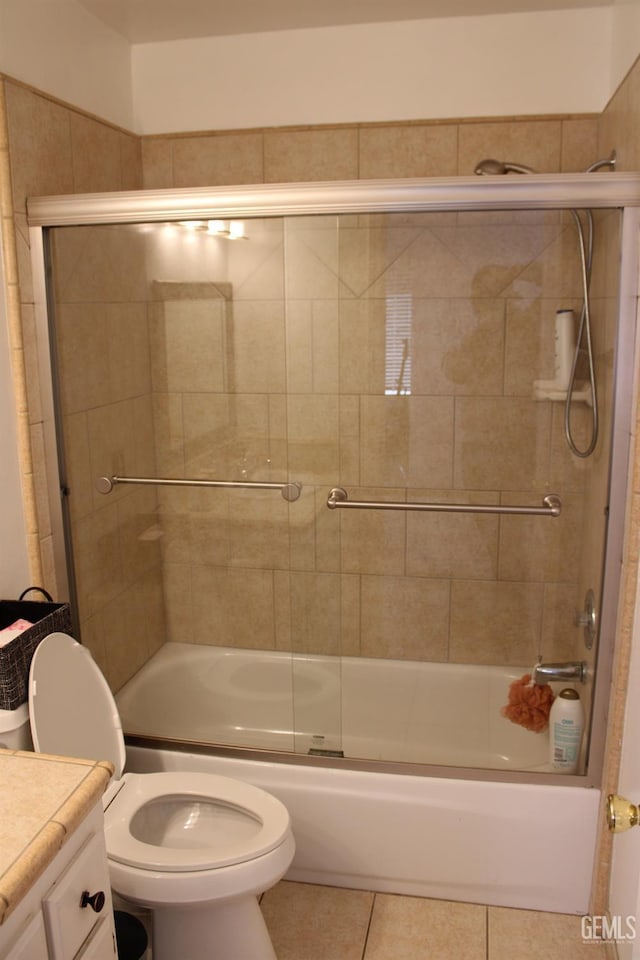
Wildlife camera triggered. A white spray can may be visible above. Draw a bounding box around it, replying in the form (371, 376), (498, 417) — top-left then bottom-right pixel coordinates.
(549, 688), (584, 773)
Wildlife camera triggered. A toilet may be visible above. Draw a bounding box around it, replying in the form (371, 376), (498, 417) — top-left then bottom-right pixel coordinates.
(27, 632), (295, 960)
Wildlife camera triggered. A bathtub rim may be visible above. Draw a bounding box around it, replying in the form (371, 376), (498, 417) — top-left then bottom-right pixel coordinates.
(124, 732), (592, 788)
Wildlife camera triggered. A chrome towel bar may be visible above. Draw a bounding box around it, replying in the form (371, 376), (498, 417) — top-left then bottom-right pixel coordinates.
(96, 475), (302, 502)
(326, 487), (561, 517)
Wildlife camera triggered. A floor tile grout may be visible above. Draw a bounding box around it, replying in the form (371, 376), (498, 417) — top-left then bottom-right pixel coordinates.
(360, 891), (376, 959)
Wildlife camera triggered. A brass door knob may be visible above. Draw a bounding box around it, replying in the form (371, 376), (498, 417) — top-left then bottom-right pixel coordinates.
(607, 794), (639, 832)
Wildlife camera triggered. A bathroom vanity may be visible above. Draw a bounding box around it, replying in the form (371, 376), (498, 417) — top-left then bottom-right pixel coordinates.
(0, 750), (115, 959)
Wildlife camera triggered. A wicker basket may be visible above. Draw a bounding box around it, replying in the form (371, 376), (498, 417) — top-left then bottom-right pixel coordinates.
(0, 594), (72, 710)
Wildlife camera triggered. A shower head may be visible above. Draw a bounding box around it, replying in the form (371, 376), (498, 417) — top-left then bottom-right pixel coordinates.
(474, 150), (617, 176)
(474, 158), (537, 175)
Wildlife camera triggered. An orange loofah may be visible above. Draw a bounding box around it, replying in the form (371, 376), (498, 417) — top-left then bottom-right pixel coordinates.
(501, 674), (555, 733)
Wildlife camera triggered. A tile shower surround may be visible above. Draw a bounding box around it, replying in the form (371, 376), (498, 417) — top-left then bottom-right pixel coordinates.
(47, 203), (614, 687)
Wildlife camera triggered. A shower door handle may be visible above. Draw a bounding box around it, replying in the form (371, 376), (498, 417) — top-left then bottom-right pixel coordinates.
(96, 475), (302, 502)
(326, 487), (561, 517)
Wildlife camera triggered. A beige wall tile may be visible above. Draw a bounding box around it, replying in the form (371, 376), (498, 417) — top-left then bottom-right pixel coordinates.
(87, 401), (140, 507)
(360, 575), (450, 661)
(19, 303), (42, 423)
(454, 398), (551, 491)
(366, 894), (486, 960)
(361, 396), (454, 488)
(406, 491), (500, 580)
(450, 580), (544, 665)
(504, 296), (582, 397)
(151, 297), (226, 393)
(365, 227), (485, 298)
(230, 300), (286, 393)
(227, 218), (284, 300)
(70, 112), (125, 192)
(337, 221), (425, 298)
(412, 298), (505, 396)
(227, 491), (290, 569)
(264, 128), (358, 183)
(359, 123), (458, 179)
(284, 218), (341, 300)
(106, 302), (152, 401)
(103, 570), (165, 692)
(142, 138), (173, 188)
(541, 581), (582, 661)
(288, 571), (342, 655)
(4, 81), (73, 213)
(338, 487), (406, 576)
(63, 412), (93, 522)
(190, 564), (275, 648)
(339, 299), (387, 395)
(56, 302), (111, 414)
(498, 491), (581, 582)
(72, 506), (124, 621)
(561, 117), (599, 172)
(458, 119), (563, 176)
(119, 132), (143, 190)
(181, 393), (271, 479)
(116, 486), (161, 584)
(162, 562), (194, 644)
(173, 133), (263, 187)
(287, 394), (340, 485)
(152, 393), (185, 477)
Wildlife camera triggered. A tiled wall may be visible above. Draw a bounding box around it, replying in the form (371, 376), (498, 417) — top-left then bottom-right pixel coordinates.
(144, 208), (615, 675)
(141, 115), (600, 187)
(0, 76), (161, 690)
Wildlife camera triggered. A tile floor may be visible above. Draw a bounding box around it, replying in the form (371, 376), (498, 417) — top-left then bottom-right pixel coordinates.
(260, 881), (611, 960)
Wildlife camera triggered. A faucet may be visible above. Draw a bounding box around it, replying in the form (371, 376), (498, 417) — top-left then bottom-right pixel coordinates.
(532, 661), (587, 685)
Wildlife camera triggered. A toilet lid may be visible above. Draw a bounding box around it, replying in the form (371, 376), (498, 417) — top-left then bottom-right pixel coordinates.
(29, 632), (125, 778)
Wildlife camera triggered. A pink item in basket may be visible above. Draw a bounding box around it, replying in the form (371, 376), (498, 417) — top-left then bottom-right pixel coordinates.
(0, 618), (33, 647)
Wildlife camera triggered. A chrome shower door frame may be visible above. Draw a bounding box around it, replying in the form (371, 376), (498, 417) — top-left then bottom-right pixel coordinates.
(27, 173), (640, 786)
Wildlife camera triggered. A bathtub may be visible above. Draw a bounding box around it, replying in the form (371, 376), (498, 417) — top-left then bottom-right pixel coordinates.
(118, 643), (600, 914)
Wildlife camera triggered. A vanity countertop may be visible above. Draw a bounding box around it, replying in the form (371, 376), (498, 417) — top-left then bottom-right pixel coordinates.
(0, 749), (113, 924)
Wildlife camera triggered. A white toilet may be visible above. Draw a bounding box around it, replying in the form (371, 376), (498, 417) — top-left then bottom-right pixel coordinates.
(28, 632), (295, 960)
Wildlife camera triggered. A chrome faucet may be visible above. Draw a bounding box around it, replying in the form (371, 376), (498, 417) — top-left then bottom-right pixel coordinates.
(533, 661), (587, 685)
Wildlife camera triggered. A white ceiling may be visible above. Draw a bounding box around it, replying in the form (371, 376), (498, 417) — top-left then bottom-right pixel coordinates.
(76, 0), (611, 43)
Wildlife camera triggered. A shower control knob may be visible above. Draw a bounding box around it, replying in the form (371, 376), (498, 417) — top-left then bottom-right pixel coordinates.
(80, 889), (106, 913)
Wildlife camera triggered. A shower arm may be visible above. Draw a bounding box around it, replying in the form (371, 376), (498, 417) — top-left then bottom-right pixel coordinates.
(327, 488), (561, 516)
(96, 474), (303, 502)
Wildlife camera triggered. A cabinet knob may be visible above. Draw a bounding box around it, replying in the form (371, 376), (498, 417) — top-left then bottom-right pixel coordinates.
(80, 889), (106, 913)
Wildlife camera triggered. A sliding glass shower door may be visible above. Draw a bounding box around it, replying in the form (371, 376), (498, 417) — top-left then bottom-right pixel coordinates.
(43, 199), (622, 774)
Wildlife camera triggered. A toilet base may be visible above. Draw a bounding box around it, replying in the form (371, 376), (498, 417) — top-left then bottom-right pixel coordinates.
(152, 895), (277, 960)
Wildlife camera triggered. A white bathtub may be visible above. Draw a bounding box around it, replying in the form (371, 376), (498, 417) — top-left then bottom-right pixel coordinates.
(117, 642), (553, 770)
(118, 643), (600, 915)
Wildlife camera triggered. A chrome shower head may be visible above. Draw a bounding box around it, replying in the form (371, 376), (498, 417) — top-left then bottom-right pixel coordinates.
(474, 158), (537, 176)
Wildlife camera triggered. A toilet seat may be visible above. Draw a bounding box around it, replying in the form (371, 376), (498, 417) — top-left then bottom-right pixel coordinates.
(105, 771), (291, 872)
(29, 631), (126, 776)
(29, 634), (292, 874)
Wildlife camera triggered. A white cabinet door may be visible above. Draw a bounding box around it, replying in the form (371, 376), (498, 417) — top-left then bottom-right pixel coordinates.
(42, 833), (113, 960)
(74, 917), (117, 960)
(3, 912), (48, 960)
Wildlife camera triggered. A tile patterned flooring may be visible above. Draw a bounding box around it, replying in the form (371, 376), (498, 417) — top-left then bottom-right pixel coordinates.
(260, 881), (610, 960)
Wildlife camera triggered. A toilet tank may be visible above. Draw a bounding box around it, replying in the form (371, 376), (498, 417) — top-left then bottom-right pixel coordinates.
(0, 702), (32, 750)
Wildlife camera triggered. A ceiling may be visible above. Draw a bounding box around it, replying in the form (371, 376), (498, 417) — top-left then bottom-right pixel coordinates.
(76, 0), (612, 43)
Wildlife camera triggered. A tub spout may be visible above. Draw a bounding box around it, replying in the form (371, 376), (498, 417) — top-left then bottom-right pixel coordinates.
(533, 661), (587, 685)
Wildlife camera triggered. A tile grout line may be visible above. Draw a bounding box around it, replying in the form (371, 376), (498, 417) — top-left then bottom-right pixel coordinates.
(485, 905), (490, 960)
(360, 891), (377, 959)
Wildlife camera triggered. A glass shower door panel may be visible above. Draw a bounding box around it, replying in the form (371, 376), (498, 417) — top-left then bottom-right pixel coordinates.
(47, 218), (299, 752)
(295, 207), (619, 772)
